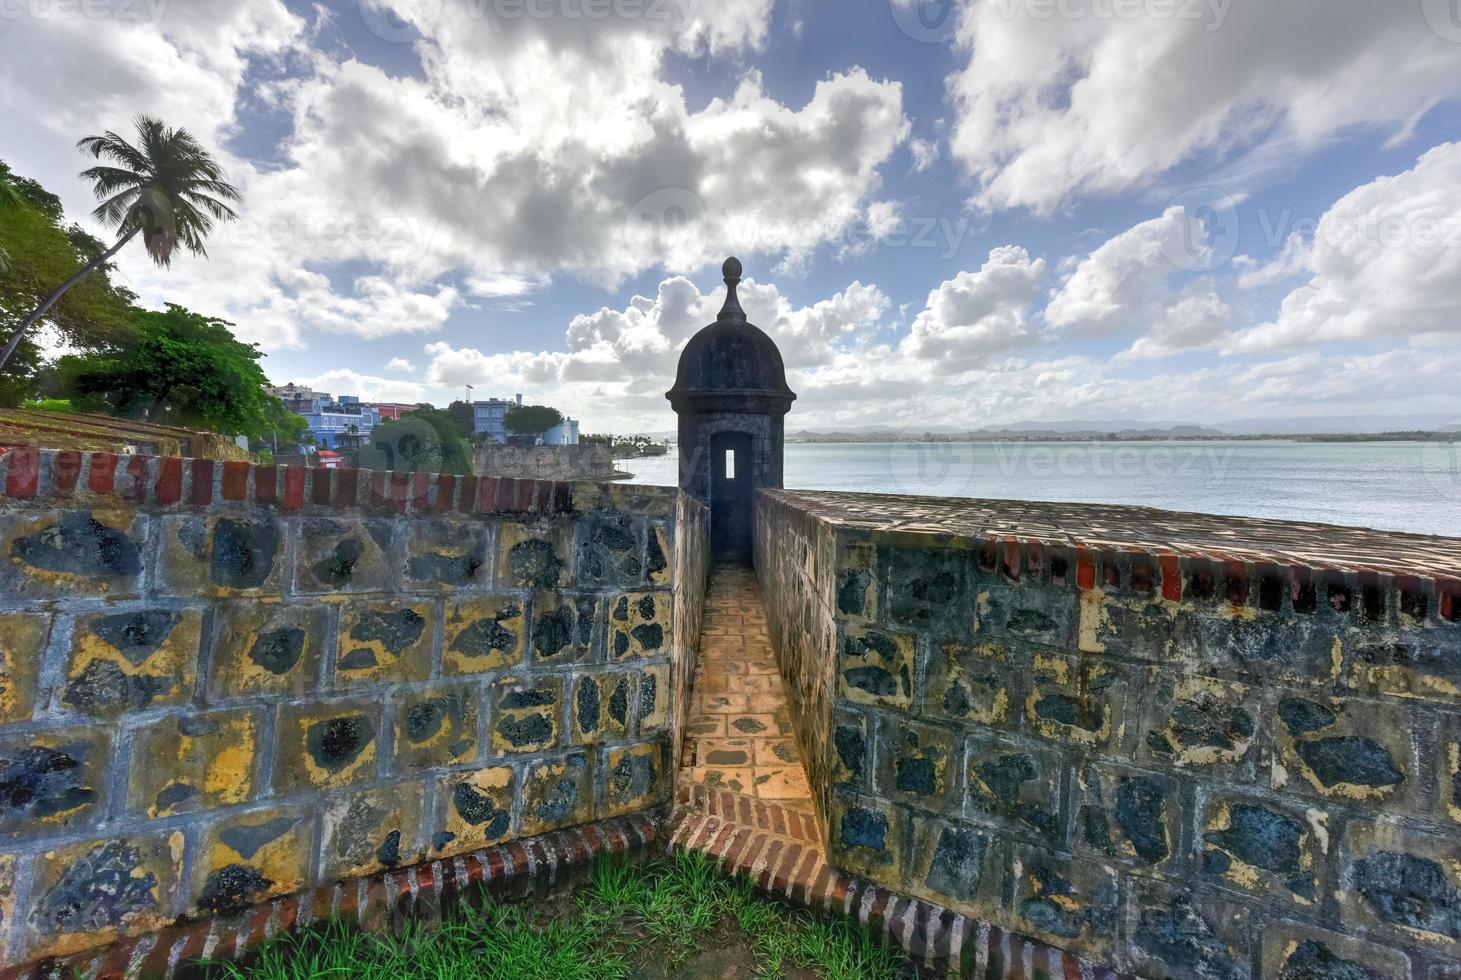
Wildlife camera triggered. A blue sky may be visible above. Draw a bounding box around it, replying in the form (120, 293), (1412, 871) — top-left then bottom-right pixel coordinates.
(3, 0), (1461, 431)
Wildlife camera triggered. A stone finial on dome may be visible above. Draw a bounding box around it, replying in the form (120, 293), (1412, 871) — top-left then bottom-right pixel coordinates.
(718, 256), (745, 322)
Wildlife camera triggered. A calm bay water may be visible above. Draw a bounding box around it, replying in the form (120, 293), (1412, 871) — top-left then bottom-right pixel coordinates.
(621, 440), (1461, 537)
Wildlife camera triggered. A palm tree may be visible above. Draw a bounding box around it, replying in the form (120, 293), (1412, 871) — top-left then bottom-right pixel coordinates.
(0, 116), (241, 372)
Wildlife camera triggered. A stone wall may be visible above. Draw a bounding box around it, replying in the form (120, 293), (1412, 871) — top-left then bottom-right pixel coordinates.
(473, 444), (616, 481)
(756, 488), (1461, 979)
(0, 448), (694, 967)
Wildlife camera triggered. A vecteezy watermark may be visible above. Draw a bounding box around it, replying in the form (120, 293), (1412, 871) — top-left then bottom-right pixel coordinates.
(624, 187), (973, 262)
(889, 0), (962, 43)
(216, 213), (438, 257)
(991, 441), (1236, 481)
(1423, 0), (1461, 43)
(1162, 187), (1242, 274)
(1421, 422), (1461, 497)
(359, 0), (698, 42)
(884, 441), (980, 496)
(991, 0), (1230, 30)
(0, 0), (168, 21)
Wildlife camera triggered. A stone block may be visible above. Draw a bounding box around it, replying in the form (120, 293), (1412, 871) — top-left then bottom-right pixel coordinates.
(1009, 847), (1118, 957)
(25, 832), (183, 960)
(1442, 713), (1461, 826)
(405, 518), (490, 589)
(574, 513), (648, 587)
(1087, 595), (1180, 662)
(336, 599), (434, 685)
(193, 807), (312, 916)
(637, 663), (671, 732)
(60, 607), (203, 717)
(435, 766), (515, 854)
(444, 596), (524, 675)
(828, 793), (902, 881)
(976, 580), (1076, 646)
(608, 590), (671, 661)
(646, 523), (671, 586)
(1135, 673), (1260, 779)
(1121, 879), (1251, 980)
(295, 517), (395, 593)
(838, 625), (915, 710)
(529, 593), (598, 665)
(159, 513), (284, 595)
(0, 613), (50, 723)
(0, 509), (144, 598)
(1271, 693), (1416, 809)
(923, 639), (1017, 729)
(391, 682), (478, 772)
(128, 708), (261, 818)
(1338, 819), (1461, 954)
(571, 672), (633, 744)
(602, 739), (669, 817)
(0, 853), (12, 958)
(319, 782), (427, 881)
(885, 545), (968, 635)
(209, 602), (328, 699)
(1074, 763), (1181, 871)
(1260, 922), (1412, 980)
(520, 751), (593, 836)
(873, 716), (957, 807)
(834, 541), (877, 622)
(1344, 624), (1461, 702)
(965, 736), (1065, 847)
(900, 813), (1001, 914)
(274, 700), (381, 792)
(0, 726), (109, 836)
(1197, 792), (1326, 907)
(1171, 610), (1339, 684)
(830, 709), (869, 791)
(497, 519), (571, 589)
(1025, 653), (1127, 749)
(492, 675), (563, 754)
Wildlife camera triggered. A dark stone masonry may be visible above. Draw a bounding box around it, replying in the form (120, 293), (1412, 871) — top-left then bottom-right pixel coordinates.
(2, 264), (1460, 979)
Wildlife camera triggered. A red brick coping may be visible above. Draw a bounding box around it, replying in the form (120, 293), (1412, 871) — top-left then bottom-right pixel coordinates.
(669, 784), (1131, 980)
(0, 447), (592, 516)
(0, 813), (660, 980)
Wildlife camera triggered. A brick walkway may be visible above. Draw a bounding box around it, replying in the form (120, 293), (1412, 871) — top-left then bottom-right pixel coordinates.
(669, 564), (1129, 979)
(678, 564), (817, 826)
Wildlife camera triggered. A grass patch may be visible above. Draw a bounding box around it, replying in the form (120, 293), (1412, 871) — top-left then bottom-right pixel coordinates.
(207, 851), (915, 979)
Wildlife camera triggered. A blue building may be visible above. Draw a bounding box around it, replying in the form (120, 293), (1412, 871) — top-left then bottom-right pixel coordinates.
(274, 388), (381, 450)
(471, 394), (521, 444)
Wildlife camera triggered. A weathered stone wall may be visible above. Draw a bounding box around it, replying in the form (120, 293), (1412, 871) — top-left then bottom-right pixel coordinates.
(756, 488), (1461, 980)
(473, 444), (615, 481)
(0, 448), (691, 967)
(671, 492), (709, 772)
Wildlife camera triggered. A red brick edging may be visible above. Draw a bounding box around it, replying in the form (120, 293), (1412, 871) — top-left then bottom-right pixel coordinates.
(1, 812), (661, 980)
(666, 790), (1130, 980)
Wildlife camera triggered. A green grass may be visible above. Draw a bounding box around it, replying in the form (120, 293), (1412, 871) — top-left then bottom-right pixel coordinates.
(207, 851), (913, 980)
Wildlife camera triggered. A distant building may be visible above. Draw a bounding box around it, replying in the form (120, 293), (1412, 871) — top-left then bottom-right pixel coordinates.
(542, 417), (580, 445)
(368, 402), (420, 421)
(289, 392), (381, 449)
(471, 393), (523, 444)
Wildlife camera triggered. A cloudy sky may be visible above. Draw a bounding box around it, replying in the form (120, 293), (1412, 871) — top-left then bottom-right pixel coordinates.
(3, 0), (1461, 431)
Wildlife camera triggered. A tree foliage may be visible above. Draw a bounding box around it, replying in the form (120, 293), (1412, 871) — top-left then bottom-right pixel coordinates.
(364, 405), (473, 476)
(54, 304), (285, 437)
(446, 399), (476, 439)
(0, 159), (137, 402)
(505, 404), (563, 436)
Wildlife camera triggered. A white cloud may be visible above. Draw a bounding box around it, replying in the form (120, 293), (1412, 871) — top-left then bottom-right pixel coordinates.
(291, 369), (428, 404)
(1227, 142), (1461, 352)
(385, 357), (417, 373)
(909, 137), (939, 171)
(1045, 207), (1229, 355)
(902, 246), (1046, 372)
(945, 1), (1461, 212)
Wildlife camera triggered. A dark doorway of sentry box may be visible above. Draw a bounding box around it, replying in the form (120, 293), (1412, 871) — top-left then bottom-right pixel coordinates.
(710, 430), (754, 562)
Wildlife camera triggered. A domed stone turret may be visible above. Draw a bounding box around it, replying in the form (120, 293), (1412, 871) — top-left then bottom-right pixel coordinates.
(666, 258), (796, 562)
(666, 258), (796, 410)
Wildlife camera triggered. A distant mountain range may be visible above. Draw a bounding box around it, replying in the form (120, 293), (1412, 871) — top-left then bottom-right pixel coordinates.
(780, 414), (1461, 441)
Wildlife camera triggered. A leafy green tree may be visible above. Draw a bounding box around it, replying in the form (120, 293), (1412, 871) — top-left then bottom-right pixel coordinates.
(251, 398), (311, 455)
(364, 405), (472, 475)
(55, 304), (284, 437)
(0, 161), (137, 403)
(505, 404), (563, 438)
(446, 399), (476, 439)
(1, 117), (241, 373)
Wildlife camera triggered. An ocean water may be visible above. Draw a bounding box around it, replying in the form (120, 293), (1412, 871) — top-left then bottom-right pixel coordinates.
(620, 440), (1461, 538)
